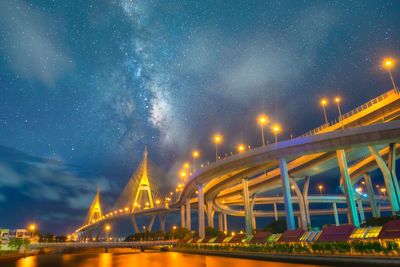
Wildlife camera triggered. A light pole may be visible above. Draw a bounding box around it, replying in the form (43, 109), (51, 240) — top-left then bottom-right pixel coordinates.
(291, 185), (295, 196)
(383, 58), (398, 92)
(29, 224), (36, 240)
(180, 171), (187, 182)
(381, 187), (387, 197)
(335, 97), (344, 130)
(172, 225), (177, 240)
(258, 115), (268, 147)
(183, 162), (190, 178)
(192, 151), (199, 173)
(105, 225), (111, 242)
(214, 135), (222, 161)
(272, 124), (280, 143)
(321, 99), (328, 126)
(318, 185), (323, 196)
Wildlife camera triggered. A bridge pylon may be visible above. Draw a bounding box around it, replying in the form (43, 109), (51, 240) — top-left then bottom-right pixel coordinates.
(114, 146), (163, 213)
(87, 186), (103, 224)
(132, 146), (154, 211)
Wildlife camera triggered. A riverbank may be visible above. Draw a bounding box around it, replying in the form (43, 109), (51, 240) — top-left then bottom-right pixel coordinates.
(171, 247), (400, 266)
(0, 251), (40, 263)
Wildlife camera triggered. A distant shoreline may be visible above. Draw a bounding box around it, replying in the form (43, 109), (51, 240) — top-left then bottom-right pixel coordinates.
(171, 248), (400, 266)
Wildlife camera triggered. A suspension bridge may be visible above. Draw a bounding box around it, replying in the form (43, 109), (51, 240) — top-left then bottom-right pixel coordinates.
(74, 88), (400, 241)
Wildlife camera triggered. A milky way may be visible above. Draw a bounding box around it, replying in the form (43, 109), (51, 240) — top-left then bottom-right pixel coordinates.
(0, 0), (399, 233)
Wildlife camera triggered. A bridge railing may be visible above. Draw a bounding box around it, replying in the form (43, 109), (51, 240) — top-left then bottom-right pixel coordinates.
(301, 88), (399, 137)
(30, 240), (178, 249)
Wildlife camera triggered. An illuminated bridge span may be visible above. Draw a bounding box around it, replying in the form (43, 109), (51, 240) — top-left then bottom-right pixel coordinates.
(74, 88), (400, 240)
(30, 241), (177, 251)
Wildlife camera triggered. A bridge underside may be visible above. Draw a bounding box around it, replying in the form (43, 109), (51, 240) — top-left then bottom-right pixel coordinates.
(75, 89), (400, 240)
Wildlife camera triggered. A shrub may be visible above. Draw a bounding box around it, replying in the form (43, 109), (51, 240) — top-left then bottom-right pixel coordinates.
(263, 219), (287, 233)
(8, 238), (30, 250)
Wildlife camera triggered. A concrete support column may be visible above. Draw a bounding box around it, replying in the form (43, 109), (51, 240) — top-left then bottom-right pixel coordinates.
(242, 177), (252, 235)
(180, 205), (186, 228)
(130, 215), (140, 233)
(364, 173), (379, 218)
(279, 158), (295, 230)
(358, 200), (365, 224)
(198, 183), (205, 238)
(388, 143), (400, 204)
(223, 213), (227, 234)
(206, 200), (214, 228)
(273, 202), (278, 221)
(333, 202), (339, 226)
(218, 213), (223, 232)
(369, 145), (400, 213)
(147, 215), (156, 232)
(303, 176), (311, 227)
(289, 177), (307, 230)
(186, 197), (191, 231)
(337, 149), (360, 227)
(251, 194), (256, 231)
(158, 214), (167, 232)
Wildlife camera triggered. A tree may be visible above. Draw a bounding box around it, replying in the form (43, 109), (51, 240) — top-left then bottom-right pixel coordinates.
(361, 215), (400, 227)
(8, 238), (30, 250)
(55, 236), (66, 242)
(263, 219), (287, 233)
(167, 227), (190, 239)
(205, 227), (224, 237)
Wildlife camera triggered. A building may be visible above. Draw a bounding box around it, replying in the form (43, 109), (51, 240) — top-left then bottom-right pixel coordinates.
(0, 229), (33, 245)
(0, 229), (9, 245)
(9, 229), (31, 240)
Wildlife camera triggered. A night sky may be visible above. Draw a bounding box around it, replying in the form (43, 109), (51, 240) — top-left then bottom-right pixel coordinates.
(1, 0), (400, 235)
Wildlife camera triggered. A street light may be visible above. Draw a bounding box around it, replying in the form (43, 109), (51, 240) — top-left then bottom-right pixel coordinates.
(318, 185), (323, 196)
(237, 144), (245, 152)
(383, 58), (398, 92)
(335, 97), (344, 130)
(105, 225), (111, 242)
(258, 115), (268, 147)
(183, 162), (190, 178)
(172, 225), (177, 239)
(320, 99), (328, 126)
(29, 224), (36, 240)
(381, 187), (387, 196)
(290, 185), (295, 196)
(214, 135), (222, 161)
(192, 150), (199, 173)
(180, 171), (187, 181)
(271, 124), (280, 143)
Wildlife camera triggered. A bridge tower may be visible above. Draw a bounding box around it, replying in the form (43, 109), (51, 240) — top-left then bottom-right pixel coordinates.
(132, 146), (155, 211)
(87, 187), (102, 224)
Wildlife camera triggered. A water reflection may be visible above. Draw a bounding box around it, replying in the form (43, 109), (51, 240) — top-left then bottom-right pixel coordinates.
(16, 256), (36, 267)
(6, 250), (324, 267)
(98, 253), (112, 267)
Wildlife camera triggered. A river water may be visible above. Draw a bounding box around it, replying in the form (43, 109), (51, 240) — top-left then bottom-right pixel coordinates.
(2, 249), (323, 267)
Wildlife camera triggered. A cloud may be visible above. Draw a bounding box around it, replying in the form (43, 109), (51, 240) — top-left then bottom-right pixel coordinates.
(39, 212), (82, 223)
(66, 194), (95, 210)
(0, 146), (111, 210)
(0, 0), (74, 87)
(0, 162), (23, 187)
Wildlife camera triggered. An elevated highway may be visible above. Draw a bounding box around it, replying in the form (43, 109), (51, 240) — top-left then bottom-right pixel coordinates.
(75, 89), (400, 240)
